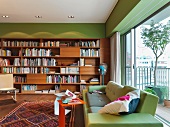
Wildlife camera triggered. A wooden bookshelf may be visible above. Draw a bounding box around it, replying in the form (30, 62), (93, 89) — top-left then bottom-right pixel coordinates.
(0, 38), (110, 94)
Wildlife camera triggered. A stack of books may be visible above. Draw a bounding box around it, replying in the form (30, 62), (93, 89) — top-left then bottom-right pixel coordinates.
(89, 78), (99, 84)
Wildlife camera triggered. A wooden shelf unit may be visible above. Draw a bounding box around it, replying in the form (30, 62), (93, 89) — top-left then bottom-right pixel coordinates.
(0, 38), (110, 94)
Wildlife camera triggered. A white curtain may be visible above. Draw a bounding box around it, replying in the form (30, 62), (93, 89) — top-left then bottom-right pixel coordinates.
(110, 32), (121, 83)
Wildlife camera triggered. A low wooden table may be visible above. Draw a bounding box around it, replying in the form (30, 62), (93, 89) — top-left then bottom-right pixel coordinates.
(0, 88), (17, 102)
(58, 98), (85, 127)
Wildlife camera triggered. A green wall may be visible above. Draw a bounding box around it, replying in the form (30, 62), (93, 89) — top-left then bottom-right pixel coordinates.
(0, 1), (169, 38)
(106, 0), (170, 37)
(0, 23), (105, 38)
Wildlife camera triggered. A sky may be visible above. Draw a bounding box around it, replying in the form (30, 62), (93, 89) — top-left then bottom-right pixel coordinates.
(136, 16), (170, 57)
(135, 16), (170, 67)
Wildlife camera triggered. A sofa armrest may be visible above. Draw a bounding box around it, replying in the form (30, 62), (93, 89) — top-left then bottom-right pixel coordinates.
(88, 85), (106, 93)
(136, 91), (159, 116)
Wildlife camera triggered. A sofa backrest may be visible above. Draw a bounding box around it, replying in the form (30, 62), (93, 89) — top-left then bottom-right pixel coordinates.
(105, 81), (124, 101)
(105, 81), (159, 116)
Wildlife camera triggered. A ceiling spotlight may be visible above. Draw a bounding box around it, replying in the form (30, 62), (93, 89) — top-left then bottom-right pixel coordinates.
(35, 16), (42, 18)
(68, 16), (74, 18)
(2, 15), (9, 18)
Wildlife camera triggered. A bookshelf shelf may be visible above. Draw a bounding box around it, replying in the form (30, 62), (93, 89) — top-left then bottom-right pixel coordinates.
(0, 38), (110, 94)
(0, 56), (21, 58)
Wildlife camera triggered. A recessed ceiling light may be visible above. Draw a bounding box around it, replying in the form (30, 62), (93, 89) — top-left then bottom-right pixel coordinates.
(68, 16), (74, 18)
(2, 15), (9, 18)
(35, 16), (42, 18)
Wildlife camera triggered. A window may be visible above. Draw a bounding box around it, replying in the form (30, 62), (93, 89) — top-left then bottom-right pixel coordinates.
(123, 4), (170, 126)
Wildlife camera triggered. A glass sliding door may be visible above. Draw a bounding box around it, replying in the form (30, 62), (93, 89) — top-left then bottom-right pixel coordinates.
(122, 4), (170, 126)
(125, 29), (135, 86)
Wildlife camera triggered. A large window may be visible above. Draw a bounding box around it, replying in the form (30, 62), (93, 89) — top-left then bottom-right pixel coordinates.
(123, 4), (170, 126)
(135, 6), (170, 95)
(124, 5), (170, 96)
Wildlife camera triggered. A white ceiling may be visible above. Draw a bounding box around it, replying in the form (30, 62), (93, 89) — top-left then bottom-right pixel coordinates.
(0, 0), (118, 23)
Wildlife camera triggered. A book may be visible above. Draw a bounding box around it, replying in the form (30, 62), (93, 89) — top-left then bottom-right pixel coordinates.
(61, 68), (66, 74)
(90, 78), (99, 82)
(85, 64), (92, 66)
(68, 98), (82, 104)
(65, 89), (76, 99)
(90, 82), (100, 84)
(42, 90), (49, 93)
(80, 58), (84, 66)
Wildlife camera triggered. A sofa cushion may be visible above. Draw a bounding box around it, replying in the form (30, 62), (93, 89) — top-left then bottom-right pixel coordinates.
(98, 90), (140, 115)
(120, 89), (140, 114)
(87, 92), (110, 107)
(105, 81), (124, 101)
(121, 86), (137, 95)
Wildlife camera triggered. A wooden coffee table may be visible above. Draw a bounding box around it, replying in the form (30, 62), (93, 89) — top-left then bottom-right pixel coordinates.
(58, 98), (85, 127)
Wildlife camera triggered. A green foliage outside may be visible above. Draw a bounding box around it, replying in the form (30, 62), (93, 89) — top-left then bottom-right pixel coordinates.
(141, 20), (170, 86)
(144, 88), (157, 95)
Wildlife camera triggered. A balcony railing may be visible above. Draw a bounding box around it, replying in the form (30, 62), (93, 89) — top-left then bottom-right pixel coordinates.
(126, 66), (170, 99)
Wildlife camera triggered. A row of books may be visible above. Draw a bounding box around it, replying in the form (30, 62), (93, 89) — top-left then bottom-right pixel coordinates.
(0, 58), (20, 66)
(71, 59), (92, 67)
(35, 85), (60, 94)
(42, 40), (100, 47)
(0, 48), (55, 57)
(20, 84), (87, 94)
(0, 57), (94, 67)
(34, 89), (57, 94)
(2, 67), (41, 74)
(80, 40), (100, 47)
(47, 75), (79, 83)
(22, 48), (52, 56)
(2, 66), (98, 74)
(22, 87), (58, 94)
(13, 76), (26, 83)
(80, 49), (100, 57)
(60, 67), (79, 74)
(80, 78), (100, 84)
(14, 58), (20, 66)
(0, 49), (12, 56)
(41, 41), (60, 47)
(22, 85), (37, 91)
(0, 58), (11, 66)
(2, 41), (39, 47)
(21, 58), (57, 66)
(1, 48), (100, 58)
(1, 40), (100, 47)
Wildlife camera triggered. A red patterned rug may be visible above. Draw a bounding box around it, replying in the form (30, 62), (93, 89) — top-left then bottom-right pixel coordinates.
(0, 101), (74, 127)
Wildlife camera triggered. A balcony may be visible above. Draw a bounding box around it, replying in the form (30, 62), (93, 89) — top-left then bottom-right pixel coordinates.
(126, 66), (170, 126)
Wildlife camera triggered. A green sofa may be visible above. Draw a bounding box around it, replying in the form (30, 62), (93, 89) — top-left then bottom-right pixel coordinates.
(83, 81), (163, 127)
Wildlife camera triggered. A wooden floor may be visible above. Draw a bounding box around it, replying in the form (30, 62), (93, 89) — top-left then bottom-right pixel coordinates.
(2, 94), (169, 127)
(0, 94), (85, 127)
(156, 104), (170, 125)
